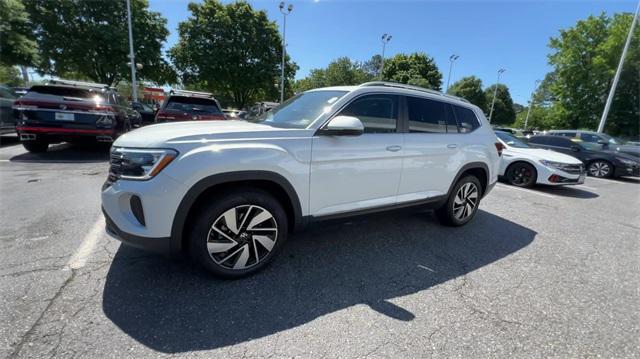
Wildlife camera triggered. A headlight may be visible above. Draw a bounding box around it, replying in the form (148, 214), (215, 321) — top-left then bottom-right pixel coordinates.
(539, 160), (576, 171)
(110, 147), (178, 180)
(617, 158), (638, 166)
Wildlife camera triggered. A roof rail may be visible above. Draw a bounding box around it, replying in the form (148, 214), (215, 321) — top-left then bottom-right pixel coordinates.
(170, 89), (214, 98)
(47, 79), (109, 89)
(359, 81), (470, 103)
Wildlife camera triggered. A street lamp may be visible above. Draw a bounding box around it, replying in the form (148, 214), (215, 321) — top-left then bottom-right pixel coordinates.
(488, 68), (506, 123)
(126, 0), (138, 101)
(445, 54), (459, 93)
(524, 79), (542, 130)
(380, 33), (392, 80)
(279, 2), (293, 104)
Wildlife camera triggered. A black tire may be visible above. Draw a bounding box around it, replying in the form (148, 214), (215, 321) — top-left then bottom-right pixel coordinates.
(188, 188), (288, 278)
(505, 162), (537, 188)
(436, 175), (482, 227)
(22, 139), (49, 153)
(587, 160), (613, 178)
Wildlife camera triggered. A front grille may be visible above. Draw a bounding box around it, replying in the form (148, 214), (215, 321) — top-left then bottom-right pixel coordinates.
(562, 164), (584, 174)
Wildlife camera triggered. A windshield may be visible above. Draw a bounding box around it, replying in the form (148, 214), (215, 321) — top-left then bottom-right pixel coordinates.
(599, 133), (626, 145)
(165, 96), (222, 115)
(495, 131), (530, 148)
(254, 90), (348, 129)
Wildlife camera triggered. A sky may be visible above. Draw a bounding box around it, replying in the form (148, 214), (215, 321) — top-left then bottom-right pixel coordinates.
(148, 0), (637, 104)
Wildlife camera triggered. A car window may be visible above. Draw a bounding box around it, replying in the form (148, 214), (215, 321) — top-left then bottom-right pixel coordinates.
(339, 94), (398, 134)
(23, 86), (106, 102)
(546, 136), (573, 148)
(580, 133), (601, 143)
(165, 96), (222, 115)
(495, 131), (530, 148)
(406, 96), (456, 133)
(528, 136), (548, 145)
(555, 132), (576, 137)
(452, 105), (480, 133)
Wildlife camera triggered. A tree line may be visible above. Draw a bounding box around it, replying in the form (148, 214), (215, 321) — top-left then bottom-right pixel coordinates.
(0, 0), (637, 137)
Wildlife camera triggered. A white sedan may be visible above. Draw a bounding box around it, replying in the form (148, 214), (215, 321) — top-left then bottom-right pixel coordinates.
(496, 131), (586, 187)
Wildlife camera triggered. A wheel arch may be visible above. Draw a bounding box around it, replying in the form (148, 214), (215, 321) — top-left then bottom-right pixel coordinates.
(170, 171), (304, 254)
(446, 162), (491, 198)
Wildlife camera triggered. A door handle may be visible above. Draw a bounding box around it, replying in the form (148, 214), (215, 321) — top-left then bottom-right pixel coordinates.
(447, 144), (458, 149)
(386, 145), (402, 152)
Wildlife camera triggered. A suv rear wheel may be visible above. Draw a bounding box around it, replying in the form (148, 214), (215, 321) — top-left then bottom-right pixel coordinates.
(188, 188), (288, 278)
(22, 139), (49, 153)
(436, 175), (482, 226)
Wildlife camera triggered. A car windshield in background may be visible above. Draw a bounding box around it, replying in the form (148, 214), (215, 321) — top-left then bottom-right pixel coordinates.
(600, 134), (626, 145)
(24, 86), (106, 102)
(165, 96), (222, 115)
(495, 131), (530, 148)
(254, 90), (348, 129)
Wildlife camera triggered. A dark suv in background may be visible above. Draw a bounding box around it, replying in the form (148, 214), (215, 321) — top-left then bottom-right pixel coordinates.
(528, 135), (639, 178)
(13, 80), (141, 153)
(155, 90), (225, 122)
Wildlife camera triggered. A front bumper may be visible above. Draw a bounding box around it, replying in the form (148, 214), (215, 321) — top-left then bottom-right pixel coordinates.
(103, 208), (171, 254)
(614, 165), (640, 177)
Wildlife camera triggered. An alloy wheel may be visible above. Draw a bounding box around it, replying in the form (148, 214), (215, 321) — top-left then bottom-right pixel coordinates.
(453, 182), (479, 221)
(588, 161), (610, 177)
(207, 205), (278, 270)
(510, 165), (534, 186)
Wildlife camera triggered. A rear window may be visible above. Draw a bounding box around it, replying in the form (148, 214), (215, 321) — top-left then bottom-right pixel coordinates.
(24, 86), (106, 102)
(452, 106), (480, 133)
(164, 96), (222, 115)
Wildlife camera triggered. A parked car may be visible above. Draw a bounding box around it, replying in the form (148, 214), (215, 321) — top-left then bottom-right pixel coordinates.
(12, 87), (28, 97)
(0, 85), (17, 135)
(131, 101), (157, 125)
(246, 101), (278, 120)
(527, 135), (639, 178)
(102, 81), (502, 278)
(155, 90), (225, 122)
(495, 131), (585, 187)
(222, 109), (247, 120)
(12, 79), (141, 152)
(546, 130), (640, 158)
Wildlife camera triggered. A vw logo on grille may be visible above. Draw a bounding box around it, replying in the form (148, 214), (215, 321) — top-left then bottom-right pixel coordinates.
(59, 104), (67, 110)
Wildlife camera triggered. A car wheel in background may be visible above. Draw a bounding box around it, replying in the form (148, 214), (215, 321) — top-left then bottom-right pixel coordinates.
(436, 175), (482, 227)
(587, 160), (612, 178)
(22, 139), (49, 153)
(188, 188), (288, 278)
(506, 162), (537, 188)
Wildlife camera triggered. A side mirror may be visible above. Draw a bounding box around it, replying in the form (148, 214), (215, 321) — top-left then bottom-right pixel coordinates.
(319, 116), (364, 136)
(570, 145), (580, 152)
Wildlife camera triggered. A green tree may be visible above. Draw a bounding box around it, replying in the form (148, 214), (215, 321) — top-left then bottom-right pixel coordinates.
(485, 84), (516, 125)
(447, 76), (487, 112)
(0, 0), (38, 67)
(547, 12), (639, 137)
(24, 0), (175, 86)
(361, 55), (382, 78)
(0, 64), (23, 86)
(293, 57), (372, 93)
(381, 52), (442, 90)
(169, 0), (297, 108)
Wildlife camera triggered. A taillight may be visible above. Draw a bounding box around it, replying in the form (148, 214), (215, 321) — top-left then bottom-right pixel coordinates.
(155, 111), (175, 121)
(495, 142), (505, 156)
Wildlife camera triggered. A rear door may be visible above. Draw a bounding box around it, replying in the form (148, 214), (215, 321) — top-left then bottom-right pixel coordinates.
(310, 94), (403, 216)
(397, 96), (461, 201)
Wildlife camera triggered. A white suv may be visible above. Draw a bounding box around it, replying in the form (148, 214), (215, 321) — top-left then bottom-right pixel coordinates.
(102, 82), (501, 277)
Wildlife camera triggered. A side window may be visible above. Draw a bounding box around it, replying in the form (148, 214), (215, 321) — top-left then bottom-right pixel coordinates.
(406, 96), (447, 133)
(580, 133), (600, 143)
(452, 106), (480, 133)
(547, 137), (572, 148)
(528, 137), (548, 145)
(339, 94), (398, 133)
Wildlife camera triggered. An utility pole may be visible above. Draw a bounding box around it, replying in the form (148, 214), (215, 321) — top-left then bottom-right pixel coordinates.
(488, 68), (506, 123)
(446, 54), (459, 92)
(126, 0), (138, 101)
(380, 34), (392, 80)
(279, 2), (293, 104)
(524, 79), (542, 130)
(597, 1), (639, 133)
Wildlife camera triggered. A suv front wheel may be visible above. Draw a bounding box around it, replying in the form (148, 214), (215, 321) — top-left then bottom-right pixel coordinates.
(436, 175), (482, 226)
(189, 188), (288, 278)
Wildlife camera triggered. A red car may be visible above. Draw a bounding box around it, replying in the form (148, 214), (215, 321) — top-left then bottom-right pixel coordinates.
(155, 90), (225, 122)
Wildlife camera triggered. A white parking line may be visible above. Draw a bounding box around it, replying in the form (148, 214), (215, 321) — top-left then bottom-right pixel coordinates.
(575, 184), (598, 191)
(495, 183), (556, 199)
(64, 215), (104, 270)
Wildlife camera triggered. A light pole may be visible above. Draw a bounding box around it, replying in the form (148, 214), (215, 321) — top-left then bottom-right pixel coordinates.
(524, 79), (542, 130)
(279, 2), (293, 104)
(126, 0), (138, 101)
(446, 54), (459, 93)
(380, 33), (392, 80)
(597, 0), (639, 133)
(488, 68), (506, 123)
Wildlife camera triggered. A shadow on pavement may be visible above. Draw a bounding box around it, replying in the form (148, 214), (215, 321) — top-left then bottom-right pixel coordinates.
(9, 142), (110, 163)
(534, 185), (599, 199)
(103, 209), (536, 353)
(0, 134), (19, 148)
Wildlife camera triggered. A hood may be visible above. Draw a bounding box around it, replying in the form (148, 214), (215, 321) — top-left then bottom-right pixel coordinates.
(506, 146), (582, 164)
(612, 144), (640, 158)
(113, 120), (308, 148)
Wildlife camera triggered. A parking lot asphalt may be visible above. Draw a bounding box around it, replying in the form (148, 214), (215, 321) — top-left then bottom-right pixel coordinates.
(1, 135), (639, 358)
